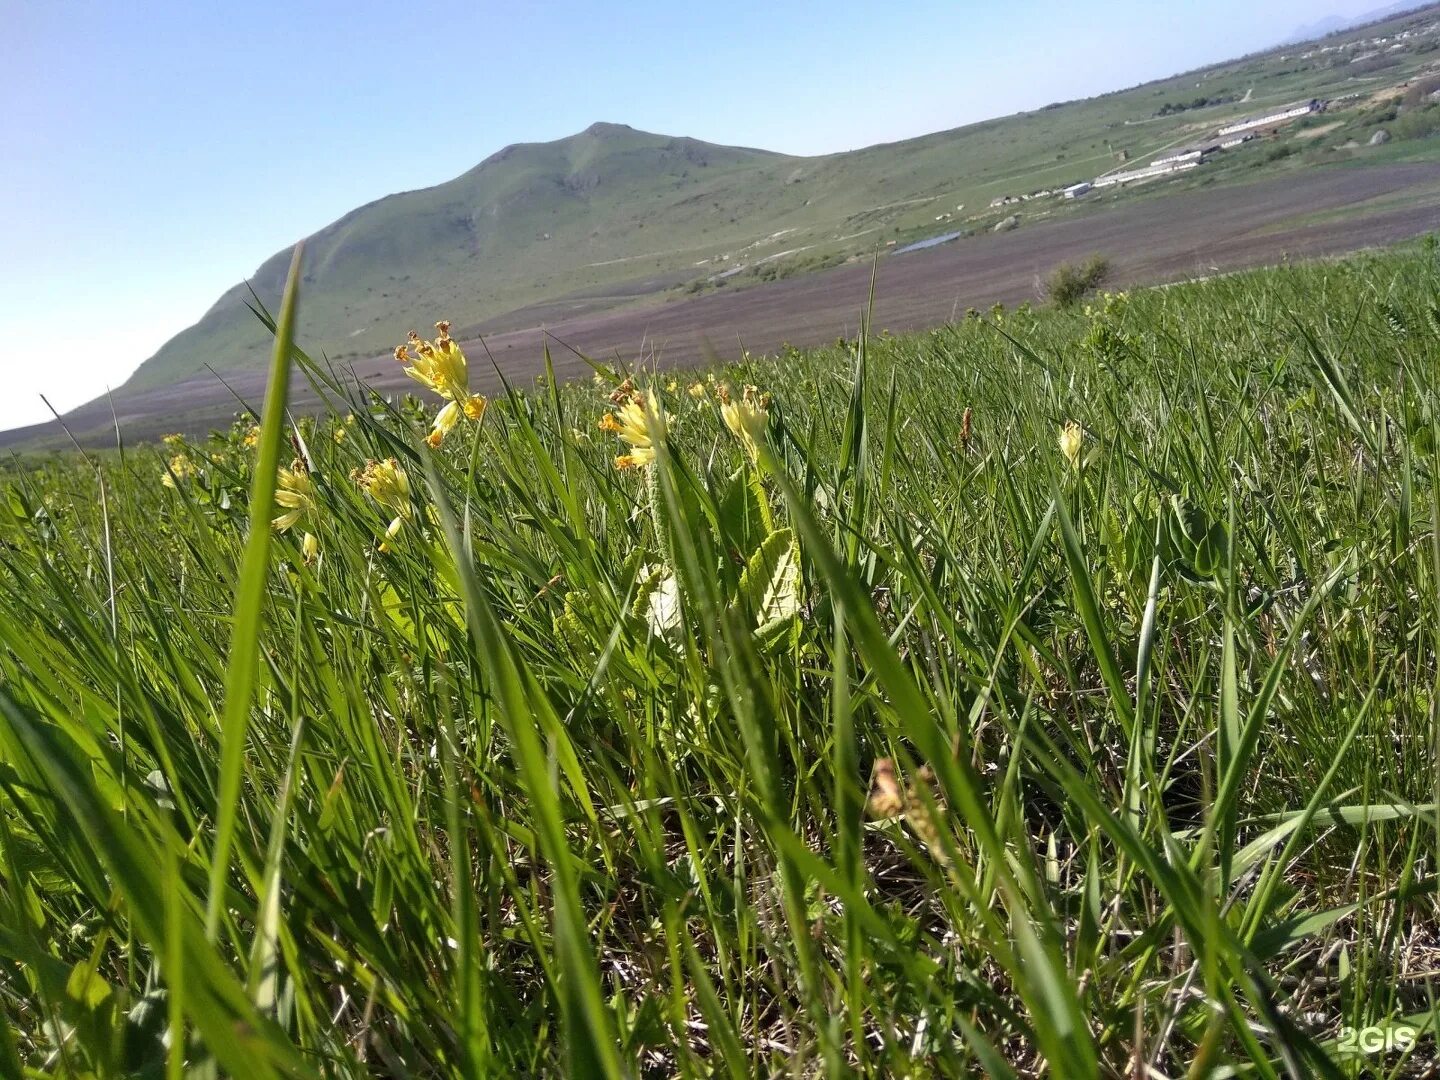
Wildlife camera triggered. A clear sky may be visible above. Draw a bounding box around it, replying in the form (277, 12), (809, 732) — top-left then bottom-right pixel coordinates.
(0, 0), (1391, 432)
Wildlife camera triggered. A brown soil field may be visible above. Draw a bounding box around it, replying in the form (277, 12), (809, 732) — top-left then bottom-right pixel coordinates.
(10, 161), (1440, 449)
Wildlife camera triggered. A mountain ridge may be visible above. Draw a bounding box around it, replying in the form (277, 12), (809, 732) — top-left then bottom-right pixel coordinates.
(1284, 2), (1428, 43)
(125, 121), (802, 392)
(115, 2), (1440, 400)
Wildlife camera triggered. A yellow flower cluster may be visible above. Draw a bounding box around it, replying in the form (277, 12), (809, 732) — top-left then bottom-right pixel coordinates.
(394, 321), (488, 448)
(272, 459), (319, 564)
(161, 454), (195, 489)
(717, 383), (770, 461)
(598, 382), (668, 469)
(593, 376), (770, 467)
(352, 458), (412, 549)
(1084, 290), (1130, 320)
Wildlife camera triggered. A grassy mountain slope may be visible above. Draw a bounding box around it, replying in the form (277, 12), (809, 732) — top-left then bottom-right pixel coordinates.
(125, 4), (1440, 392)
(129, 124), (797, 390)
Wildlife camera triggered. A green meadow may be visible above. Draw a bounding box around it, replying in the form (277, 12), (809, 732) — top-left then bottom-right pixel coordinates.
(1, 242), (1438, 1076)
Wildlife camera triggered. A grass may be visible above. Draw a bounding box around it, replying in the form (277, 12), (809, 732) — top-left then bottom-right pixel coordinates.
(1, 240), (1439, 1076)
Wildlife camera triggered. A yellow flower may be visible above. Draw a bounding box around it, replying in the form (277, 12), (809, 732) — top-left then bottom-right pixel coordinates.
(665, 378), (678, 393)
(301, 532), (320, 564)
(353, 458), (412, 547)
(272, 461), (316, 533)
(1059, 421), (1084, 469)
(425, 400), (462, 449)
(719, 383), (770, 460)
(603, 389), (668, 469)
(161, 454), (195, 489)
(354, 458), (410, 512)
(687, 381), (706, 399)
(162, 433), (184, 447)
(242, 425), (261, 449)
(394, 321), (488, 447)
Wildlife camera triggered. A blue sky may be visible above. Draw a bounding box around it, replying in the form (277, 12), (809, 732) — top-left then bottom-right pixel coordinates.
(0, 0), (1387, 431)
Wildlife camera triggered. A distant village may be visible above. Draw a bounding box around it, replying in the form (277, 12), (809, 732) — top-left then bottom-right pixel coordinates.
(1296, 17), (1435, 64)
(987, 99), (1326, 212)
(978, 13), (1440, 212)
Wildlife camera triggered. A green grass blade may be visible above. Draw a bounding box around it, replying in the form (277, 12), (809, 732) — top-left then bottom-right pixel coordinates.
(205, 244), (304, 941)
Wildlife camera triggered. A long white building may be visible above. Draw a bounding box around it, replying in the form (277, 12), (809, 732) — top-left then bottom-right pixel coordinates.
(1150, 139), (1222, 168)
(1093, 159), (1199, 189)
(1217, 100), (1322, 137)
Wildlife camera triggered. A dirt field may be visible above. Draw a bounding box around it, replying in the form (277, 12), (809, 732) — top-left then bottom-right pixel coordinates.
(12, 161), (1440, 449)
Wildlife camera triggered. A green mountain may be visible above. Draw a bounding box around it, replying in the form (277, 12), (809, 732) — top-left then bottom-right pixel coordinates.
(128, 123), (798, 390)
(123, 3), (1440, 392)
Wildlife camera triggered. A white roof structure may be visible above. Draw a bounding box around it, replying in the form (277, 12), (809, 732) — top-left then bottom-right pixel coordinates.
(1217, 101), (1320, 138)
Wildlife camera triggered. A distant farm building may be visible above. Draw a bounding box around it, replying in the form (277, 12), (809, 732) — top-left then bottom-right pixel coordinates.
(1093, 160), (1199, 189)
(1150, 149), (1204, 168)
(1150, 139), (1222, 168)
(1044, 95), (1315, 209)
(1217, 100), (1323, 138)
